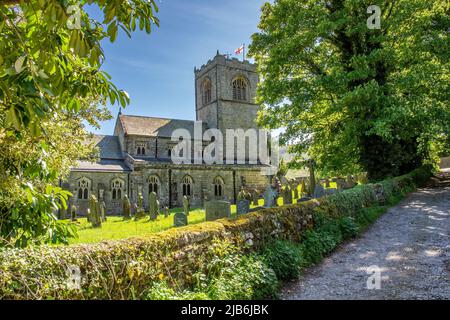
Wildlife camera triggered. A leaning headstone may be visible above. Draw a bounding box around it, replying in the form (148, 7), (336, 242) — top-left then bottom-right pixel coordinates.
(149, 192), (159, 220)
(123, 195), (131, 219)
(313, 183), (326, 199)
(183, 196), (190, 216)
(173, 212), (188, 227)
(205, 200), (231, 221)
(70, 205), (77, 221)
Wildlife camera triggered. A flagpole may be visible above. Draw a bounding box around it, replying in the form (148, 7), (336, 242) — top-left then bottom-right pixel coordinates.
(242, 43), (245, 62)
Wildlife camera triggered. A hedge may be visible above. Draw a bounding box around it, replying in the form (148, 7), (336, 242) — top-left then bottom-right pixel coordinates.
(0, 166), (432, 299)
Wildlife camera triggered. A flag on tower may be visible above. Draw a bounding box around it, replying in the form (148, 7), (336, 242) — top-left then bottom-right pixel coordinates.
(235, 45), (244, 55)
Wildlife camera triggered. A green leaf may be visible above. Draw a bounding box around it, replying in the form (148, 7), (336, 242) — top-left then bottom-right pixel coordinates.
(14, 56), (26, 73)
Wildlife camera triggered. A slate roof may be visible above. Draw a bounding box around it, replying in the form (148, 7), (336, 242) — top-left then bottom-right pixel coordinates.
(118, 114), (208, 138)
(72, 135), (129, 172)
(90, 135), (123, 160)
(72, 159), (131, 172)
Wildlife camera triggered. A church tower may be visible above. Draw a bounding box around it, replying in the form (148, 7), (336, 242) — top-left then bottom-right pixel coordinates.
(194, 51), (259, 132)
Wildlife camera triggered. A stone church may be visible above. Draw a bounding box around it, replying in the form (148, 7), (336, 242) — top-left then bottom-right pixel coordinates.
(66, 53), (269, 215)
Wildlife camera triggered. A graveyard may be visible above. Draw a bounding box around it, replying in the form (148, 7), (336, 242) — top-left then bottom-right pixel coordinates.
(63, 180), (343, 244)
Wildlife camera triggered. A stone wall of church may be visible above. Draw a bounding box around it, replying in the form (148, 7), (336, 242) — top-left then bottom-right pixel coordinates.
(66, 171), (129, 216)
(65, 164), (269, 216)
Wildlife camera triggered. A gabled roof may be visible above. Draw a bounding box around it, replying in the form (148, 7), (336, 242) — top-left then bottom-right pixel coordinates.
(118, 114), (208, 138)
(90, 135), (123, 160)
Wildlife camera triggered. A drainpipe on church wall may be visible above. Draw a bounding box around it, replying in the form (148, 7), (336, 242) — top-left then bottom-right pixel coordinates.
(168, 169), (172, 209)
(232, 170), (236, 204)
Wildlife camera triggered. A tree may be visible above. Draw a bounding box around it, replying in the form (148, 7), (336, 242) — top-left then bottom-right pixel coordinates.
(249, 0), (449, 180)
(0, 0), (159, 247)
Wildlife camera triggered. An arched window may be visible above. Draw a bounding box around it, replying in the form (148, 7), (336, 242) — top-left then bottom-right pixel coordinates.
(214, 176), (224, 197)
(182, 175), (193, 197)
(232, 77), (247, 101)
(136, 142), (146, 155)
(202, 78), (212, 105)
(111, 178), (124, 200)
(77, 178), (90, 200)
(148, 175), (160, 195)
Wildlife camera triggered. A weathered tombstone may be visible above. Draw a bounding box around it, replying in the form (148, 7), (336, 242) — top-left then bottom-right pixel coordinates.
(70, 205), (77, 221)
(237, 187), (250, 215)
(263, 185), (277, 208)
(300, 179), (307, 197)
(134, 192), (146, 220)
(335, 178), (346, 190)
(173, 212), (188, 227)
(325, 188), (338, 195)
(313, 183), (326, 198)
(149, 192), (159, 221)
(163, 206), (169, 218)
(123, 195), (131, 219)
(325, 178), (331, 188)
(251, 189), (259, 206)
(89, 195), (101, 228)
(183, 196), (190, 216)
(237, 199), (250, 215)
(282, 186), (293, 205)
(100, 201), (107, 222)
(205, 200), (231, 221)
(293, 184), (299, 199)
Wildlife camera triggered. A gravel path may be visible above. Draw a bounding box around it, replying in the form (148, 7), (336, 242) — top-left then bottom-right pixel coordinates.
(281, 187), (450, 300)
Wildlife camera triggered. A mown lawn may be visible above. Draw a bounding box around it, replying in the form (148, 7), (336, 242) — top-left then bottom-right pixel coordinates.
(66, 184), (333, 244)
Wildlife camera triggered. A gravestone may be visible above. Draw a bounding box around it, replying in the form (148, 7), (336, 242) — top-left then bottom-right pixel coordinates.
(89, 195), (102, 228)
(325, 178), (331, 188)
(263, 185), (278, 208)
(300, 179), (307, 197)
(346, 175), (356, 189)
(282, 186), (293, 205)
(251, 189), (259, 206)
(173, 212), (188, 227)
(149, 192), (159, 220)
(293, 184), (299, 199)
(134, 192), (146, 220)
(100, 201), (107, 222)
(335, 178), (346, 190)
(313, 183), (326, 198)
(70, 205), (77, 221)
(123, 195), (131, 219)
(183, 196), (190, 216)
(205, 200), (231, 221)
(163, 206), (169, 218)
(236, 199), (250, 215)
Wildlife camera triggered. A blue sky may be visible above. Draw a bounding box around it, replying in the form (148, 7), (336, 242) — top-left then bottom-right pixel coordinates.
(87, 0), (266, 135)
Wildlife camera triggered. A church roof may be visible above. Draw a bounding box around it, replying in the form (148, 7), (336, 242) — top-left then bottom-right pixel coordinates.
(72, 159), (131, 172)
(90, 135), (123, 160)
(118, 114), (208, 138)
